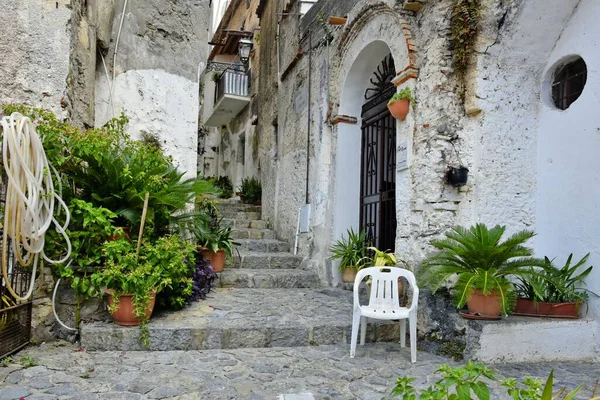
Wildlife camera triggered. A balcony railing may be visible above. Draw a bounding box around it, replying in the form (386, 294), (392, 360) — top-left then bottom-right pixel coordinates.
(215, 69), (249, 104)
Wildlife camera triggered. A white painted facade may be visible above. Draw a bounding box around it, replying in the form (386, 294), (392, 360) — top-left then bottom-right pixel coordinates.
(535, 0), (600, 318)
(95, 69), (200, 179)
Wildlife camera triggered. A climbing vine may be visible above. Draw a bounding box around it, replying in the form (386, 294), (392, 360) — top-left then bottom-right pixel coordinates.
(450, 0), (482, 81)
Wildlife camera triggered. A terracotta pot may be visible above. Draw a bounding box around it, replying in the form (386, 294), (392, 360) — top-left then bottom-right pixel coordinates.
(466, 290), (502, 317)
(342, 267), (358, 283)
(106, 290), (156, 326)
(514, 298), (581, 319)
(201, 248), (226, 272)
(328, 16), (347, 25)
(387, 99), (410, 121)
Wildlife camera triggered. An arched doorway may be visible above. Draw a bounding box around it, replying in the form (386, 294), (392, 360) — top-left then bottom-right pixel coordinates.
(360, 54), (397, 251)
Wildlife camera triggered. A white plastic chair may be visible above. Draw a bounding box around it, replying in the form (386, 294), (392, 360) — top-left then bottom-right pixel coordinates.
(350, 266), (419, 362)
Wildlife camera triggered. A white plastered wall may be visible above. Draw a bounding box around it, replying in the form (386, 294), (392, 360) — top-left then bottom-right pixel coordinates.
(535, 0), (600, 318)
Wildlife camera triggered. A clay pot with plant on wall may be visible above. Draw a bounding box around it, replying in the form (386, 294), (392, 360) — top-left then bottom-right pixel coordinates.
(387, 87), (415, 121)
(418, 224), (545, 320)
(514, 253), (594, 319)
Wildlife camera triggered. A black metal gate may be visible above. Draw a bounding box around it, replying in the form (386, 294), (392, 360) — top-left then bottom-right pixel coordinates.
(360, 54), (397, 252)
(0, 180), (33, 359)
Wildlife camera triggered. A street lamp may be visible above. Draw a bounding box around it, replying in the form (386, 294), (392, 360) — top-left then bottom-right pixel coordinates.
(238, 38), (253, 70)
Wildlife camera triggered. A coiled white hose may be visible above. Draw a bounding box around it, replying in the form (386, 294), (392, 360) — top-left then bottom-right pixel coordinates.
(1, 113), (71, 302)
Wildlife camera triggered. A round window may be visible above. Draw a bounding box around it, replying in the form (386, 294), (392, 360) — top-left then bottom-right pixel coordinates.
(551, 56), (587, 110)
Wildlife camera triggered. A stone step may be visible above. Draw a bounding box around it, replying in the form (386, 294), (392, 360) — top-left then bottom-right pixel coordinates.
(218, 203), (261, 213)
(222, 218), (269, 230)
(230, 251), (303, 269)
(230, 228), (275, 240)
(235, 239), (290, 253)
(220, 210), (261, 220)
(219, 269), (320, 289)
(80, 288), (399, 351)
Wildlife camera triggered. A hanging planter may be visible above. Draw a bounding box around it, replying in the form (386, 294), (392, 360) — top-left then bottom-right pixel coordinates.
(387, 87), (415, 121)
(446, 166), (469, 187)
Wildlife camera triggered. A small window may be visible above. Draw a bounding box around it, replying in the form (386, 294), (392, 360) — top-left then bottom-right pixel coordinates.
(551, 57), (587, 110)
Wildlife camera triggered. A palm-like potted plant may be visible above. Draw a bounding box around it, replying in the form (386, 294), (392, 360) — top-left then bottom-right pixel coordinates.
(419, 224), (545, 318)
(329, 228), (367, 283)
(198, 224), (239, 272)
(514, 253), (594, 318)
(387, 87), (415, 121)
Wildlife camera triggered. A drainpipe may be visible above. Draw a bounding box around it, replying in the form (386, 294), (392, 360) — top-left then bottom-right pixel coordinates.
(305, 29), (311, 204)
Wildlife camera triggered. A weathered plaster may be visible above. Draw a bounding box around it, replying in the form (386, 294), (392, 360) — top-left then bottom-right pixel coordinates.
(0, 0), (71, 117)
(96, 69), (200, 177)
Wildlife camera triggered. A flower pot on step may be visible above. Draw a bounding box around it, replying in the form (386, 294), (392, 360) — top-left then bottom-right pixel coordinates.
(388, 99), (410, 121)
(466, 290), (502, 318)
(342, 267), (358, 283)
(201, 248), (226, 272)
(106, 290), (156, 326)
(514, 298), (581, 319)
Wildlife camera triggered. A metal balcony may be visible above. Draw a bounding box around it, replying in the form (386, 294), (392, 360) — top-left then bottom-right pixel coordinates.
(205, 69), (250, 127)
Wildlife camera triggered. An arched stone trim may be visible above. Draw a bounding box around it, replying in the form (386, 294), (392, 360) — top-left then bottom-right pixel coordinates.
(336, 2), (418, 77)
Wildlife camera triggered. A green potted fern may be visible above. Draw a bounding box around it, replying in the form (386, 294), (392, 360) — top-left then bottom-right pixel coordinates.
(329, 228), (367, 283)
(419, 224), (545, 318)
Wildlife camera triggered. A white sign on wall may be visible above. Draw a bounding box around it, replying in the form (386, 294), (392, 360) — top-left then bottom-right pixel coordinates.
(397, 141), (409, 171)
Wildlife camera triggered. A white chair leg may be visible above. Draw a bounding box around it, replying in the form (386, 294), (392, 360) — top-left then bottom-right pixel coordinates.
(399, 319), (406, 348)
(409, 313), (417, 363)
(360, 316), (367, 346)
(350, 311), (361, 358)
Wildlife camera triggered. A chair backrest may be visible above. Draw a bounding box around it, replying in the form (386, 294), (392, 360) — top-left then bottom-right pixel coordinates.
(354, 266), (419, 312)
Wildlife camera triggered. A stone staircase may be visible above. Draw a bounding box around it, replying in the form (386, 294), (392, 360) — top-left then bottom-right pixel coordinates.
(80, 200), (398, 351)
(218, 201), (319, 289)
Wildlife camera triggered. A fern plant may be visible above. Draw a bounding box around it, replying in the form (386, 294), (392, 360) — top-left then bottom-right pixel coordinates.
(419, 224), (545, 315)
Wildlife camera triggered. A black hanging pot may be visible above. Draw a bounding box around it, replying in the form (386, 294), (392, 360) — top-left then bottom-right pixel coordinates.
(447, 166), (469, 187)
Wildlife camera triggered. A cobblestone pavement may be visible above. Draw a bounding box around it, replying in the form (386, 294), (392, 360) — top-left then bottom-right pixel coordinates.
(1, 343), (598, 400)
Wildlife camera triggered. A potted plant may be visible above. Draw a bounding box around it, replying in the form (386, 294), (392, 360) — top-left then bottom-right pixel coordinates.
(91, 235), (195, 346)
(329, 228), (367, 283)
(239, 176), (262, 205)
(387, 87), (415, 121)
(198, 224), (239, 272)
(419, 224), (545, 319)
(514, 253), (594, 318)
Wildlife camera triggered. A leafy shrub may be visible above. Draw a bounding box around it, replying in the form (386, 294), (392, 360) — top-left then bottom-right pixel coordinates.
(239, 177), (262, 204)
(392, 363), (586, 400)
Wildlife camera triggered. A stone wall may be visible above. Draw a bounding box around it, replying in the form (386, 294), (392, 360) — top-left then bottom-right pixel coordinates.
(95, 0), (210, 178)
(0, 0), (72, 117)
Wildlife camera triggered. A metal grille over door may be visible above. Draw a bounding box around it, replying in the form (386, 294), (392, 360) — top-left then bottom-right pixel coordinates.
(360, 54), (397, 252)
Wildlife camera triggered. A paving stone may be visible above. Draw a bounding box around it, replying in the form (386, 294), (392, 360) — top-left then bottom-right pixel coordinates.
(147, 386), (185, 399)
(0, 386), (33, 400)
(28, 377), (54, 389)
(44, 383), (73, 396)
